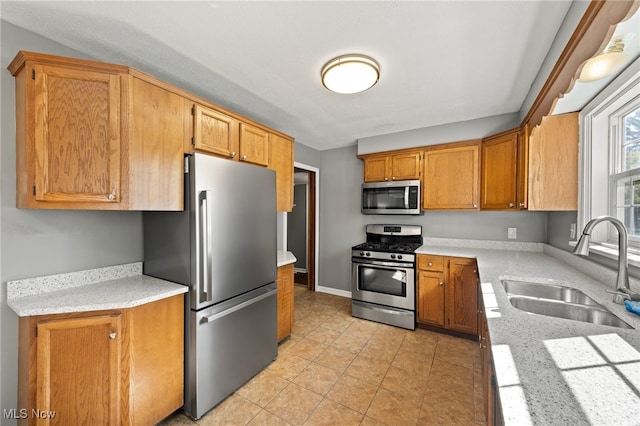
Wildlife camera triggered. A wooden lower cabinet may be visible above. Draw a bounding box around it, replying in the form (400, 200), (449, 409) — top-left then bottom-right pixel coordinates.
(17, 294), (184, 426)
(479, 305), (503, 425)
(417, 255), (479, 335)
(277, 263), (294, 342)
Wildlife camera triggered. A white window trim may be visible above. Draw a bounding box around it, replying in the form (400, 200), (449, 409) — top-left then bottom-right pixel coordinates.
(579, 56), (640, 264)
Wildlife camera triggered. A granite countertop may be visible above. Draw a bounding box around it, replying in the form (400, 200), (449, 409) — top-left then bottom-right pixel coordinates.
(7, 262), (187, 317)
(416, 238), (640, 425)
(278, 250), (297, 267)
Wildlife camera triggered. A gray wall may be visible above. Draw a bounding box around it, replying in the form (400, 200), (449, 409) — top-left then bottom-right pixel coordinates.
(1, 21), (143, 420)
(547, 211), (578, 252)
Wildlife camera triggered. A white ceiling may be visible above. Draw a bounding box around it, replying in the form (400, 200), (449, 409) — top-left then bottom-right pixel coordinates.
(1, 1), (582, 151)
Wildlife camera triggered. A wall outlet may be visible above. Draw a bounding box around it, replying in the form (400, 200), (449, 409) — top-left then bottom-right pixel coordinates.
(570, 223), (577, 239)
(508, 228), (517, 239)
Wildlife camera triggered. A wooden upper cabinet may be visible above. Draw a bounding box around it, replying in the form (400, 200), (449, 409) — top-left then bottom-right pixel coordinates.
(362, 150), (421, 182)
(28, 63), (123, 207)
(423, 141), (480, 210)
(481, 130), (519, 210)
(268, 133), (294, 212)
(239, 122), (269, 166)
(363, 155), (390, 182)
(390, 151), (422, 181)
(528, 112), (578, 211)
(192, 106), (271, 167)
(9, 51), (184, 210)
(516, 124), (530, 210)
(192, 103), (240, 159)
(128, 77), (184, 210)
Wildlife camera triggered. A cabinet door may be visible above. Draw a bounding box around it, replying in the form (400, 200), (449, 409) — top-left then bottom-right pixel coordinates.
(129, 77), (184, 210)
(516, 124), (530, 210)
(423, 143), (480, 210)
(239, 122), (269, 166)
(417, 270), (446, 327)
(277, 264), (294, 342)
(390, 151), (421, 181)
(528, 112), (578, 211)
(448, 258), (478, 334)
(36, 314), (121, 426)
(481, 131), (518, 210)
(193, 104), (239, 159)
(363, 156), (389, 182)
(268, 134), (294, 212)
(32, 64), (122, 205)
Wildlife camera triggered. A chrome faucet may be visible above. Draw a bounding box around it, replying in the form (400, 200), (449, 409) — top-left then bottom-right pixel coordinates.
(573, 216), (631, 305)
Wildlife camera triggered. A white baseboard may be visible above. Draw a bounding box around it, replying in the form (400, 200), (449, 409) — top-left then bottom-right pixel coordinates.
(315, 285), (352, 299)
(294, 267), (307, 274)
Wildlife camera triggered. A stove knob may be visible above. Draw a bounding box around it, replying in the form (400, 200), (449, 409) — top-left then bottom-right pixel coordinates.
(390, 254), (396, 259)
(397, 255), (403, 260)
(365, 252), (371, 257)
(359, 251), (365, 256)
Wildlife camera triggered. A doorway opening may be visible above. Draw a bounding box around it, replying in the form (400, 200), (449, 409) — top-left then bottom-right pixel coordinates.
(287, 163), (318, 291)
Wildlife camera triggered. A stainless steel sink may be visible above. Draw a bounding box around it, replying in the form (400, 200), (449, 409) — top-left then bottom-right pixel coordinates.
(502, 280), (601, 306)
(501, 280), (633, 329)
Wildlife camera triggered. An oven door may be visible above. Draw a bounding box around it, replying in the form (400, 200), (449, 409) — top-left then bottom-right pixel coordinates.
(351, 258), (415, 310)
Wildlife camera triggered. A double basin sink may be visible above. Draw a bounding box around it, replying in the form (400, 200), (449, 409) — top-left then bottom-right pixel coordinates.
(501, 280), (633, 329)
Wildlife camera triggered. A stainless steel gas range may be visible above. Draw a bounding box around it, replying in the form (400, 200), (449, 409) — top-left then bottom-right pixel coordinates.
(351, 224), (422, 330)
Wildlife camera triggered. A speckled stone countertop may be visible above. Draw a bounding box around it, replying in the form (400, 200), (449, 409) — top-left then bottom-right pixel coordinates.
(278, 250), (297, 267)
(7, 262), (187, 317)
(417, 238), (640, 425)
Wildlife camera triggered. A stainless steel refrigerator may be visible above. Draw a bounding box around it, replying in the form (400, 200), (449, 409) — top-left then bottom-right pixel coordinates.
(143, 152), (277, 420)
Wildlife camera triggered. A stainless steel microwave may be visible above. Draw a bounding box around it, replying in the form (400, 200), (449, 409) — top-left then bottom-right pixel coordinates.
(361, 180), (422, 215)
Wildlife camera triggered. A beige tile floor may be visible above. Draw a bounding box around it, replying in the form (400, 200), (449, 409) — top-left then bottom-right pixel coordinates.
(161, 285), (486, 426)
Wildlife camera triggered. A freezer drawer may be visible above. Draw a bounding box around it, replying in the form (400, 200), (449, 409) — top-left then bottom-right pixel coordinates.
(184, 283), (277, 420)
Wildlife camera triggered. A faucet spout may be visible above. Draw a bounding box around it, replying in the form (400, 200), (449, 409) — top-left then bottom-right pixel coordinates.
(573, 216), (630, 304)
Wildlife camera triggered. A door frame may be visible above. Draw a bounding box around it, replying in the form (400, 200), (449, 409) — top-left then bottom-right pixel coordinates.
(293, 162), (319, 291)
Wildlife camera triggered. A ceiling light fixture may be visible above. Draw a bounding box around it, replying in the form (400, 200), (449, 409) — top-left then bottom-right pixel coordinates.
(321, 54), (380, 94)
(578, 36), (629, 82)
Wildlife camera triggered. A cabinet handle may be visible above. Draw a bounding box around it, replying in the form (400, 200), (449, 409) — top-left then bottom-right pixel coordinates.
(508, 202), (515, 208)
(108, 332), (117, 340)
(384, 177), (388, 181)
(439, 281), (444, 286)
(241, 155), (247, 160)
(229, 151), (236, 158)
(428, 262), (433, 267)
(107, 189), (116, 201)
(392, 176), (396, 180)
(473, 204), (478, 208)
(519, 203), (525, 208)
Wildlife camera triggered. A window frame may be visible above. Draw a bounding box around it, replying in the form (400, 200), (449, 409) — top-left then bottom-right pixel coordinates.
(580, 56), (640, 250)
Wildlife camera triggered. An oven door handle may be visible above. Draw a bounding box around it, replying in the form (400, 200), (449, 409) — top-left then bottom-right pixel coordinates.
(351, 258), (414, 269)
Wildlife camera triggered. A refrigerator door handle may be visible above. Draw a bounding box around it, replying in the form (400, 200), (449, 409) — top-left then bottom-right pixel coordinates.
(200, 192), (212, 302)
(202, 287), (277, 323)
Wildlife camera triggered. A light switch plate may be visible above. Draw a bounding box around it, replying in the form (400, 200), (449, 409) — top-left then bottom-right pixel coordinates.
(508, 228), (517, 239)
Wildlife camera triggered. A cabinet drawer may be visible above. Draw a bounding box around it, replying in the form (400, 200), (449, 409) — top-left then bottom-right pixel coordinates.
(418, 255), (445, 271)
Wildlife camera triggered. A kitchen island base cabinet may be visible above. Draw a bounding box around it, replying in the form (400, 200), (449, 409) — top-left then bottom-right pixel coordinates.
(277, 263), (295, 342)
(417, 255), (479, 336)
(17, 294), (184, 426)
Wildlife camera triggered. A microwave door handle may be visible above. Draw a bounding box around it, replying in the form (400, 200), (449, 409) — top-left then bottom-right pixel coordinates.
(404, 186), (410, 209)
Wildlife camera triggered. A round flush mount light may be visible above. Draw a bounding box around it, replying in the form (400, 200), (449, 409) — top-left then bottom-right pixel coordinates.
(578, 35), (631, 82)
(321, 54), (380, 94)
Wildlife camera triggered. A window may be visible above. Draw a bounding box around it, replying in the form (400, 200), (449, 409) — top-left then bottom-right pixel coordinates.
(611, 104), (640, 242)
(580, 57), (640, 254)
